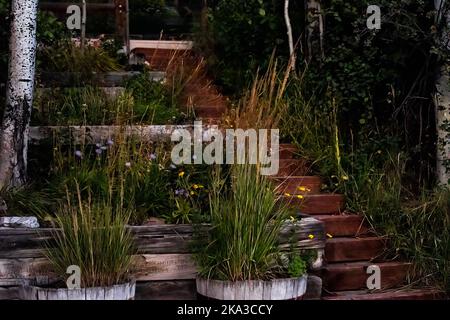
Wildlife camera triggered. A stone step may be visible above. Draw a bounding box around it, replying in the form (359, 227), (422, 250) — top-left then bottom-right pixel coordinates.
(271, 176), (322, 194)
(281, 194), (345, 215)
(315, 215), (370, 237)
(322, 261), (411, 291)
(325, 237), (386, 263)
(322, 288), (444, 300)
(276, 159), (310, 176)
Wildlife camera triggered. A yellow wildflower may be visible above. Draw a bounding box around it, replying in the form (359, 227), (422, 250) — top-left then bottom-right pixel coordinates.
(298, 186), (311, 192)
(327, 233), (333, 238)
(342, 175), (349, 181)
(308, 234), (315, 239)
(193, 184), (199, 189)
(178, 171), (185, 177)
(190, 191), (195, 195)
(284, 193), (291, 197)
(297, 195), (304, 199)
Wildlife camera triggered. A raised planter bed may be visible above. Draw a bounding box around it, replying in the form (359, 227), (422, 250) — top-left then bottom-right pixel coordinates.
(0, 219), (324, 300)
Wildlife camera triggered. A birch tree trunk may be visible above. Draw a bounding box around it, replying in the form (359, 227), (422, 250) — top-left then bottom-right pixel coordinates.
(0, 0), (38, 189)
(434, 0), (450, 185)
(284, 0), (295, 69)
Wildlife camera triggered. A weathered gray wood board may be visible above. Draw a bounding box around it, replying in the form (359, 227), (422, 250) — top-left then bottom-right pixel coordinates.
(28, 125), (193, 145)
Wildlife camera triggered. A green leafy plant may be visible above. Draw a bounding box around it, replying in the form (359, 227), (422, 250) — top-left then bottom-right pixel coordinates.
(45, 187), (134, 288)
(287, 254), (307, 278)
(125, 71), (184, 124)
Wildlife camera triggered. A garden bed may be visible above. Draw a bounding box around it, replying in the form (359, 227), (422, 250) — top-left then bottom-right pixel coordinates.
(0, 218), (324, 300)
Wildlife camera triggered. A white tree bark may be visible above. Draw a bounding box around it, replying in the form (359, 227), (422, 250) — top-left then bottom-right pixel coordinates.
(434, 0), (450, 185)
(284, 0), (295, 69)
(0, 0), (38, 189)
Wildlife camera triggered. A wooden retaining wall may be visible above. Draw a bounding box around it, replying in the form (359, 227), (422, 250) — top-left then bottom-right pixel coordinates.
(0, 218), (324, 300)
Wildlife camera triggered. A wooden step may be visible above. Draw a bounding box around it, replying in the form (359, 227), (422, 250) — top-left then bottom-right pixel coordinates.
(281, 194), (345, 215)
(322, 261), (411, 291)
(315, 215), (369, 237)
(276, 159), (310, 176)
(271, 176), (321, 194)
(322, 288), (444, 300)
(279, 143), (297, 159)
(325, 237), (386, 262)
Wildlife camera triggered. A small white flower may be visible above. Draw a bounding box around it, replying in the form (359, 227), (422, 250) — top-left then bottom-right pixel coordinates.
(125, 162), (131, 168)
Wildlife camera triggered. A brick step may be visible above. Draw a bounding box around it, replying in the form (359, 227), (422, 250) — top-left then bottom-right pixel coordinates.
(281, 194), (345, 215)
(271, 176), (321, 194)
(322, 288), (445, 300)
(275, 159), (310, 176)
(279, 143), (298, 159)
(315, 215), (370, 237)
(325, 237), (386, 262)
(321, 261), (411, 291)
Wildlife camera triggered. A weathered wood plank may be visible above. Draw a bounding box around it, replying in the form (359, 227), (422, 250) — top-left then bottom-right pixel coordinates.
(28, 125), (193, 145)
(133, 254), (197, 281)
(0, 219), (325, 258)
(0, 287), (19, 300)
(0, 253), (197, 286)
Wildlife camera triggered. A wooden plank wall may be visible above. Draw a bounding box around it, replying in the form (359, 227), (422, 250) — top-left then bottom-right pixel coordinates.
(0, 219), (324, 299)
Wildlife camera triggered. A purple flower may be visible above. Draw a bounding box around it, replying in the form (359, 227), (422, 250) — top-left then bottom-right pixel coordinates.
(149, 153), (157, 160)
(106, 139), (114, 146)
(175, 189), (188, 197)
(95, 143), (101, 148)
(95, 148), (102, 155)
(75, 150), (83, 158)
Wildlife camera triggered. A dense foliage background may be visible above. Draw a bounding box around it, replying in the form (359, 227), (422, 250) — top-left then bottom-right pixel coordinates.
(205, 0), (439, 187)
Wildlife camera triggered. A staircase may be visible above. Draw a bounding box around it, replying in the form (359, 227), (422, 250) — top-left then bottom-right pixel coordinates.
(273, 143), (445, 300)
(137, 46), (445, 300)
(133, 46), (228, 124)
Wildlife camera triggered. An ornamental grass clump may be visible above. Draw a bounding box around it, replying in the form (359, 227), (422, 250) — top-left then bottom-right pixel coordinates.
(45, 188), (134, 288)
(197, 164), (290, 281)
